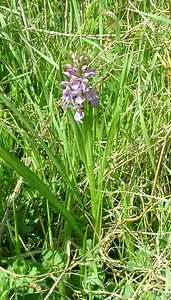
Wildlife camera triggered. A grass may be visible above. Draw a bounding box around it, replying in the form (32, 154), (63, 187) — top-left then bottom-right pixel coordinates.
(0, 0), (171, 299)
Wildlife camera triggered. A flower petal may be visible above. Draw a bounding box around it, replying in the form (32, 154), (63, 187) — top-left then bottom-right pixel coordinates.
(90, 98), (99, 107)
(61, 81), (69, 86)
(84, 68), (96, 77)
(63, 71), (71, 77)
(67, 68), (77, 76)
(86, 88), (98, 100)
(82, 65), (88, 71)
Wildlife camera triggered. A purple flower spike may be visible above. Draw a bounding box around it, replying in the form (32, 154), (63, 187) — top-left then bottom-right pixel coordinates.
(61, 54), (99, 122)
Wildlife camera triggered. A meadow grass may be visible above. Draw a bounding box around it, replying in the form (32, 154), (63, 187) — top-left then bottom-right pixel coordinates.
(0, 0), (171, 299)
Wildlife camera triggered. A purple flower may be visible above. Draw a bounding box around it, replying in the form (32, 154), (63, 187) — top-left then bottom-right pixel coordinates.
(86, 88), (99, 107)
(62, 87), (72, 103)
(82, 65), (88, 71)
(81, 78), (89, 92)
(74, 106), (84, 123)
(74, 93), (85, 105)
(61, 54), (99, 122)
(84, 68), (96, 78)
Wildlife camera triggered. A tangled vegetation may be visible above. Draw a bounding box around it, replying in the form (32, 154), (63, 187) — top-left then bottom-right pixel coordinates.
(0, 1), (171, 299)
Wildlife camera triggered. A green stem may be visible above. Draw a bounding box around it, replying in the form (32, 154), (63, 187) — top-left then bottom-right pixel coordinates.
(86, 164), (96, 219)
(84, 108), (96, 216)
(83, 106), (102, 242)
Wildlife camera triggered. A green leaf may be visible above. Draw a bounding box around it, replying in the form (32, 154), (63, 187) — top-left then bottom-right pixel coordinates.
(123, 284), (134, 298)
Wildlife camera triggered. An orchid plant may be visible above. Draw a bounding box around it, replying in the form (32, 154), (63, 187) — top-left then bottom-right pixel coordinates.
(61, 53), (101, 243)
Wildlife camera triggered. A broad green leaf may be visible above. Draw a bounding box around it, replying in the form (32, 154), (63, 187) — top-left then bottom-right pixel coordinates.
(0, 144), (83, 241)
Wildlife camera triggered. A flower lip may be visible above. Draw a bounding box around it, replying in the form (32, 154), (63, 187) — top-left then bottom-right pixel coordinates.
(74, 108), (84, 123)
(74, 94), (85, 105)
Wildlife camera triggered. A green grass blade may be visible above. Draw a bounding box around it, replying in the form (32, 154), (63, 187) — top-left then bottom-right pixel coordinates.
(71, 0), (82, 40)
(100, 105), (121, 182)
(137, 92), (156, 174)
(142, 12), (171, 25)
(19, 35), (59, 69)
(0, 144), (83, 241)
